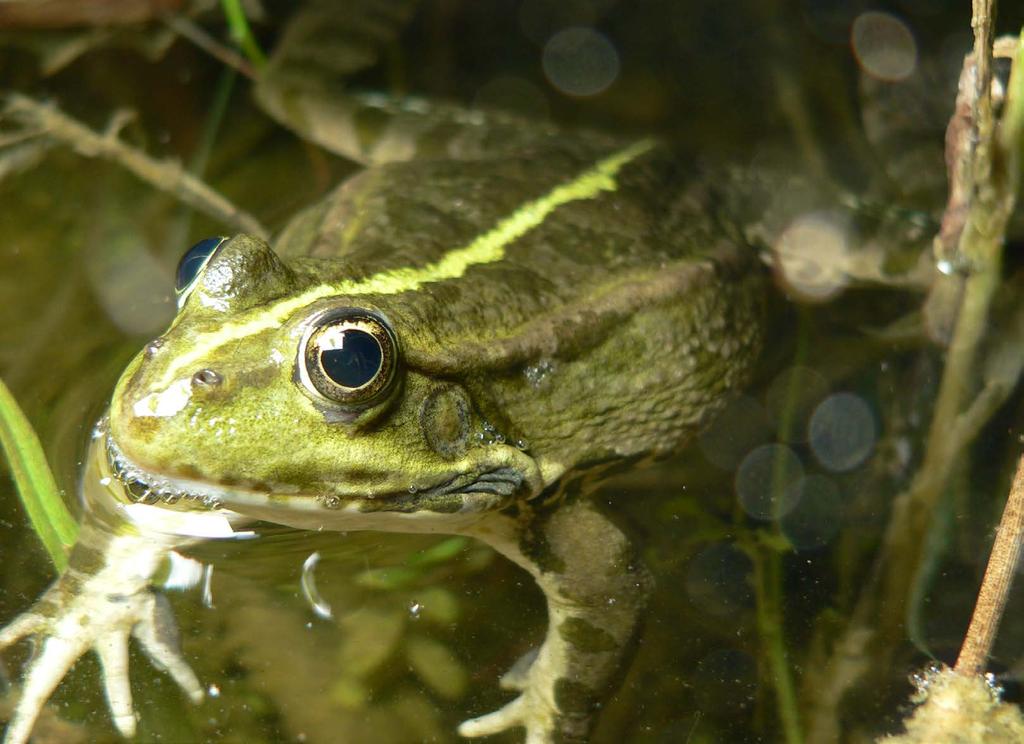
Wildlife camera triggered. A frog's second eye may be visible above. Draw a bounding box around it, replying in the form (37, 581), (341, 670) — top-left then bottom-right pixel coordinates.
(175, 237), (226, 307)
(299, 311), (398, 406)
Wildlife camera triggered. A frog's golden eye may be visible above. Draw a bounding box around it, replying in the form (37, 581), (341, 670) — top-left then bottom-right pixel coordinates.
(175, 237), (227, 308)
(299, 310), (398, 406)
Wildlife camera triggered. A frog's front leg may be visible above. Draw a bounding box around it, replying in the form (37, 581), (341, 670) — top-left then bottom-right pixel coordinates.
(0, 521), (203, 744)
(460, 499), (652, 744)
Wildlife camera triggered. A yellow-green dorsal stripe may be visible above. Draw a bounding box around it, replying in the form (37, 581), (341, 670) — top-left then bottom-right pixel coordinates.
(157, 139), (655, 389)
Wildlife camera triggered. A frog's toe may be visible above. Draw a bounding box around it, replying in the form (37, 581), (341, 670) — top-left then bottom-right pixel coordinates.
(95, 630), (137, 737)
(459, 692), (569, 744)
(498, 648), (538, 691)
(458, 694), (529, 739)
(2, 575), (202, 743)
(4, 633), (90, 744)
(0, 612), (44, 650)
(132, 594), (203, 704)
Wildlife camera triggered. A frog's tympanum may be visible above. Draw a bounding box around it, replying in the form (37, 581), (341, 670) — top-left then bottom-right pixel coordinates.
(0, 80), (765, 743)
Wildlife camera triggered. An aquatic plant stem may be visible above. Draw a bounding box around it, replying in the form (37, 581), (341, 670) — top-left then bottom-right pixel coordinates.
(875, 222), (1002, 635)
(804, 16), (1024, 744)
(0, 379), (77, 571)
(955, 453), (1024, 675)
(878, 17), (1023, 651)
(758, 311), (811, 744)
(751, 538), (803, 744)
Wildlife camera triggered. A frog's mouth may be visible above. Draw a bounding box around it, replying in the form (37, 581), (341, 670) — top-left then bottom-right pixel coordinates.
(105, 433), (238, 510)
(103, 425), (529, 519)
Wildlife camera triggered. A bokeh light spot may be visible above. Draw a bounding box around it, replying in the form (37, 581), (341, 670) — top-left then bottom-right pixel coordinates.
(780, 475), (842, 550)
(809, 392), (877, 472)
(765, 365), (830, 443)
(851, 11), (917, 82)
(474, 75), (550, 119)
(542, 27), (620, 97)
(698, 395), (773, 471)
(735, 443), (804, 521)
(773, 211), (850, 302)
(685, 543), (754, 618)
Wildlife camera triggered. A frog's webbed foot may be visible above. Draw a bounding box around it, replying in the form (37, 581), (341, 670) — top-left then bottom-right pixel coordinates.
(460, 648), (558, 742)
(458, 648), (590, 744)
(460, 500), (652, 744)
(0, 532), (202, 744)
(459, 692), (552, 744)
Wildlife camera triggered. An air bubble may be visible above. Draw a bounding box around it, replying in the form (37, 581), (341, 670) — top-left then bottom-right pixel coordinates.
(477, 420), (510, 446)
(525, 359), (555, 388)
(301, 552), (333, 620)
(202, 564), (215, 608)
(319, 494), (342, 510)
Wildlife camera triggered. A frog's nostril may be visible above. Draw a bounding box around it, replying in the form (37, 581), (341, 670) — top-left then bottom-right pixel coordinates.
(191, 368), (223, 387)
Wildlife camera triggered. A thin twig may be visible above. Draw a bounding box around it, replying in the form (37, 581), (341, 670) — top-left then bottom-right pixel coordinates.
(0, 128), (45, 148)
(161, 12), (257, 79)
(0, 140), (53, 184)
(3, 94), (268, 239)
(955, 453), (1024, 674)
(973, 1), (996, 130)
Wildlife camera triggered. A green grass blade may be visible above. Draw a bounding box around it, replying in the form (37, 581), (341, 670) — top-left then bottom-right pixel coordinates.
(998, 29), (1024, 160)
(220, 0), (267, 70)
(0, 378), (78, 571)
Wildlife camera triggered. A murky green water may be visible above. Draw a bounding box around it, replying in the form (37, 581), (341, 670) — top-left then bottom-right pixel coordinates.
(3, 2), (1024, 742)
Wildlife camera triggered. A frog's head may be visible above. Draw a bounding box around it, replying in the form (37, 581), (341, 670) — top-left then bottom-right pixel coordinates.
(106, 234), (541, 527)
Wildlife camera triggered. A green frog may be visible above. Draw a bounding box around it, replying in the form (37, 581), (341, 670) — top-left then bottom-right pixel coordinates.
(0, 35), (771, 744)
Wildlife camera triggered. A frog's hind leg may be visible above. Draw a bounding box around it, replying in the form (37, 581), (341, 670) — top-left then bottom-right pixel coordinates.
(254, 1), (567, 167)
(460, 498), (652, 744)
